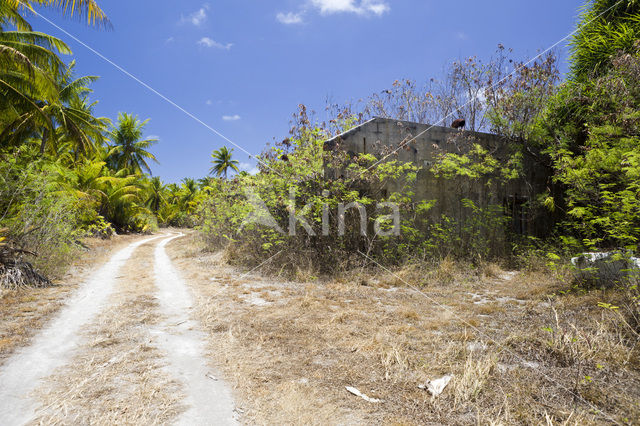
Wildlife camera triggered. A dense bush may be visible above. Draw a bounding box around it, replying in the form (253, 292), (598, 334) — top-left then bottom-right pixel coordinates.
(0, 154), (85, 277)
(197, 119), (515, 276)
(197, 2), (640, 276)
(0, 2), (162, 283)
(539, 45), (640, 250)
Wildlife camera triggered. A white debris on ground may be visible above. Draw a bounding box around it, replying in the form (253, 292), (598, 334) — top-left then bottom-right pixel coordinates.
(521, 361), (541, 369)
(418, 374), (453, 397)
(467, 292), (525, 306)
(238, 286), (283, 307)
(570, 251), (640, 287)
(469, 293), (491, 305)
(345, 386), (383, 403)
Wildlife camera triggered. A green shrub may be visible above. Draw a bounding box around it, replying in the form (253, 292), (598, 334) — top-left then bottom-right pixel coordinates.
(0, 155), (85, 278)
(197, 123), (516, 276)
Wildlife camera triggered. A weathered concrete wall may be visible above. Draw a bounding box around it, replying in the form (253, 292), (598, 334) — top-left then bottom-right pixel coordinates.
(324, 117), (502, 167)
(324, 117), (551, 237)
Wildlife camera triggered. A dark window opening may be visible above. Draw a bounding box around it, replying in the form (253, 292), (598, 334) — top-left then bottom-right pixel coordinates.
(505, 195), (529, 235)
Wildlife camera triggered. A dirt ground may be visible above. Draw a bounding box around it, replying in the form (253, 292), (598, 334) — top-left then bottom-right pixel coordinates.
(32, 236), (185, 424)
(0, 232), (237, 425)
(167, 233), (640, 425)
(0, 234), (140, 366)
(0, 231), (637, 425)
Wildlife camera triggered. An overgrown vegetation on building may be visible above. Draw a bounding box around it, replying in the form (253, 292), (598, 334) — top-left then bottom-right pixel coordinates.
(1, 0), (639, 287)
(197, 1), (640, 279)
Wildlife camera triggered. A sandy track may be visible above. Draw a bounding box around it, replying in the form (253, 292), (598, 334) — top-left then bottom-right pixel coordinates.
(0, 233), (236, 426)
(0, 235), (163, 425)
(152, 234), (237, 425)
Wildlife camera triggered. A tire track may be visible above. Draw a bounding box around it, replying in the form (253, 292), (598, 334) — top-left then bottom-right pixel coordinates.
(0, 234), (163, 426)
(32, 235), (184, 424)
(151, 233), (237, 425)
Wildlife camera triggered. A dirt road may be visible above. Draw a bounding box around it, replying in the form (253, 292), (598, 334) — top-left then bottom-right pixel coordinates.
(2, 232), (634, 424)
(0, 233), (237, 425)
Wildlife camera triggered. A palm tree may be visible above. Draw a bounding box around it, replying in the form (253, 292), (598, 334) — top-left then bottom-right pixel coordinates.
(108, 112), (158, 174)
(0, 10), (111, 155)
(1, 1), (32, 30)
(210, 146), (239, 179)
(44, 63), (109, 156)
(48, 155), (151, 232)
(1, 62), (109, 157)
(165, 183), (181, 205)
(0, 0), (108, 151)
(0, 30), (71, 147)
(180, 178), (198, 204)
(146, 176), (165, 213)
(197, 176), (212, 189)
(100, 169), (150, 232)
(52, 94), (110, 158)
(7, 0), (109, 27)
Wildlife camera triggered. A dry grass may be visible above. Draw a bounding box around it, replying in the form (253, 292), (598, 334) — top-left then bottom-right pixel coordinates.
(168, 233), (640, 425)
(32, 238), (185, 425)
(0, 235), (140, 366)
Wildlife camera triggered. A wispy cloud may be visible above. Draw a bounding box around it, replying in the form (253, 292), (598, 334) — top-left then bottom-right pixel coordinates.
(165, 36), (175, 44)
(180, 5), (209, 26)
(277, 0), (389, 25)
(222, 114), (241, 121)
(310, 0), (390, 16)
(456, 31), (468, 40)
(197, 37), (233, 50)
(205, 99), (213, 106)
(277, 11), (304, 25)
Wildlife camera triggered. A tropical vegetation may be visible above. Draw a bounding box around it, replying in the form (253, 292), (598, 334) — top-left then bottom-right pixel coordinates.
(196, 0), (640, 277)
(0, 0), (205, 282)
(1, 0), (639, 285)
(210, 146), (239, 179)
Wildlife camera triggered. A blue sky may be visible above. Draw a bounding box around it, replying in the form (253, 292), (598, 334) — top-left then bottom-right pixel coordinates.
(30, 0), (585, 182)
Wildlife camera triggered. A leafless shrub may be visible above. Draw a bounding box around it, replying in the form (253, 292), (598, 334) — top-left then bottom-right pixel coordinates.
(0, 259), (51, 291)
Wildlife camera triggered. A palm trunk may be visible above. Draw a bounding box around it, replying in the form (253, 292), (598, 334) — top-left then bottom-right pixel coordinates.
(39, 129), (48, 155)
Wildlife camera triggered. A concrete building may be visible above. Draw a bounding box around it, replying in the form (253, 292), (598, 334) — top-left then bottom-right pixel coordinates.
(323, 117), (551, 237)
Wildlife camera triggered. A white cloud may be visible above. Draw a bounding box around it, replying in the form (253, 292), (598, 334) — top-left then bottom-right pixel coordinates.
(277, 0), (388, 25)
(205, 99), (213, 106)
(181, 5), (209, 26)
(239, 162), (259, 175)
(310, 0), (389, 16)
(277, 11), (304, 24)
(166, 36), (175, 43)
(222, 114), (241, 121)
(197, 37), (233, 50)
(362, 0), (390, 15)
